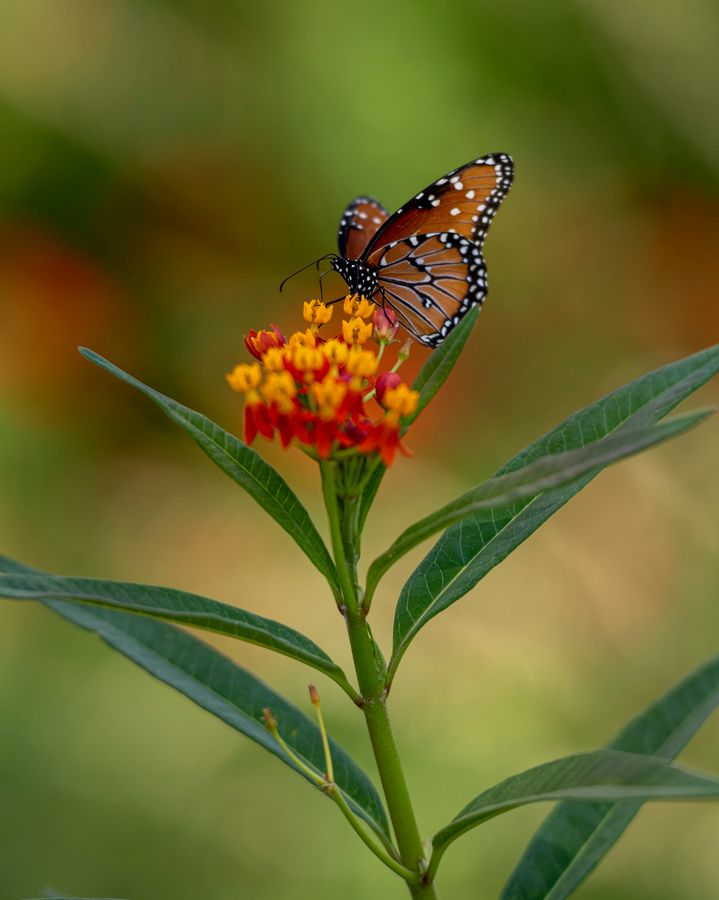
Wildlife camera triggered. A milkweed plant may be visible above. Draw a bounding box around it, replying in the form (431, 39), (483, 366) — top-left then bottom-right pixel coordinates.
(2, 293), (719, 900)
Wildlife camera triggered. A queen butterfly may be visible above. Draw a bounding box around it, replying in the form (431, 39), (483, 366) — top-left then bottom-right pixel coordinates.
(331, 154), (514, 347)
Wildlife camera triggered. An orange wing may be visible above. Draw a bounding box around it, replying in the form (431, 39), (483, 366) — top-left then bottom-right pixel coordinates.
(375, 233), (486, 347)
(337, 196), (388, 260)
(364, 154), (513, 259)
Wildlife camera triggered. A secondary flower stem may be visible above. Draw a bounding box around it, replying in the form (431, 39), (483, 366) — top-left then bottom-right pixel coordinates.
(329, 784), (420, 883)
(266, 703), (413, 880)
(320, 461), (439, 898)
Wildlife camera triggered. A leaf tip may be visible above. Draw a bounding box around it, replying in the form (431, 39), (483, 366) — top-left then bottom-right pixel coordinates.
(78, 346), (104, 366)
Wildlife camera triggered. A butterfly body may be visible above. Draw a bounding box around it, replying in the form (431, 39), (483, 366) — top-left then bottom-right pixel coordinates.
(331, 153), (514, 347)
(330, 256), (379, 298)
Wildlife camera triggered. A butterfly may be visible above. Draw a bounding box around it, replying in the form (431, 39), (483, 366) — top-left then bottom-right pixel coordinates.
(331, 154), (514, 347)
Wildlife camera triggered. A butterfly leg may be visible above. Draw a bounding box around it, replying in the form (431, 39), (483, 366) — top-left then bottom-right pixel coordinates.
(318, 267), (335, 303)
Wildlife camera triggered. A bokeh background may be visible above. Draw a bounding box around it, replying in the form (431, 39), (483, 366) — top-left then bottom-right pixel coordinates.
(1, 1), (718, 898)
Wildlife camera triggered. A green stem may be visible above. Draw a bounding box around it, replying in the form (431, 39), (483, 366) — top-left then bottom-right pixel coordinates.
(320, 461), (439, 898)
(321, 461), (359, 615)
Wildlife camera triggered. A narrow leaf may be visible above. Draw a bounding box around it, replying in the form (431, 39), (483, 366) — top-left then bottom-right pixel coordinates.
(79, 348), (339, 596)
(429, 750), (719, 878)
(0, 562), (357, 700)
(358, 458), (386, 535)
(501, 654), (719, 899)
(391, 344), (719, 677)
(406, 304), (480, 428)
(357, 308), (480, 533)
(0, 557), (390, 843)
(366, 411), (710, 601)
(359, 306), (479, 533)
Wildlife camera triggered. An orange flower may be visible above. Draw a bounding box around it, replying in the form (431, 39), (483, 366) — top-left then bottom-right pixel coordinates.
(226, 363), (262, 405)
(343, 294), (374, 319)
(383, 383), (419, 427)
(261, 371), (297, 414)
(229, 299), (418, 464)
(322, 339), (349, 368)
(303, 299), (333, 328)
(312, 378), (347, 421)
(343, 317), (373, 346)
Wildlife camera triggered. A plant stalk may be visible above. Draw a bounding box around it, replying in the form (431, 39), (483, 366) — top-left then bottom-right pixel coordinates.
(321, 461), (439, 898)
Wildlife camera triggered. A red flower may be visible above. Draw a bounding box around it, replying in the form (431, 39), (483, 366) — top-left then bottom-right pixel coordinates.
(228, 298), (420, 465)
(359, 423), (412, 466)
(244, 399), (273, 444)
(244, 325), (286, 360)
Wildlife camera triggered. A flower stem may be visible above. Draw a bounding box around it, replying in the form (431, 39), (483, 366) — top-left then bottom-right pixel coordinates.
(320, 461), (439, 898)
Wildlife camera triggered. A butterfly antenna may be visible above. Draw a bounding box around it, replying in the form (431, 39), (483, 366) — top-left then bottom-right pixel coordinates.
(279, 254), (335, 292)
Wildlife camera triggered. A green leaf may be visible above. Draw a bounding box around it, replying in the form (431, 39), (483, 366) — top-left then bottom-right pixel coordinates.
(357, 458), (386, 534)
(429, 750), (719, 880)
(501, 654), (719, 900)
(79, 348), (339, 597)
(0, 557), (390, 843)
(365, 410), (710, 604)
(0, 561), (357, 700)
(406, 304), (480, 429)
(391, 343), (719, 678)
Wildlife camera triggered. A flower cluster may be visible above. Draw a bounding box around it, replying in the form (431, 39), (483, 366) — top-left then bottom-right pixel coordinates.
(226, 297), (419, 465)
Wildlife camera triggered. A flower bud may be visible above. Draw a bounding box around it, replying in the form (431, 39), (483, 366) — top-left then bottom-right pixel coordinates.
(373, 306), (398, 341)
(375, 371), (402, 407)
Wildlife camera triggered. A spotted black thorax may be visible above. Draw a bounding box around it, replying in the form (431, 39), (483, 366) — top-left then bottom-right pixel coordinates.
(331, 256), (379, 300)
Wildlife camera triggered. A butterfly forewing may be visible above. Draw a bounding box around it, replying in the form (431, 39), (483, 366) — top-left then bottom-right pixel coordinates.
(337, 196), (389, 260)
(363, 154), (513, 258)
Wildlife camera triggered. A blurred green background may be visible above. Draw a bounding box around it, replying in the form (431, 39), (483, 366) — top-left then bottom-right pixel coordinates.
(1, 1), (718, 898)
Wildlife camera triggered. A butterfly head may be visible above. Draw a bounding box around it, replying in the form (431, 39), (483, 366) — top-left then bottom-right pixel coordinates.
(331, 256), (378, 301)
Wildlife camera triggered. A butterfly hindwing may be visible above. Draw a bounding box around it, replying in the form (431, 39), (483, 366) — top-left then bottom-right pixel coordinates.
(375, 233), (486, 346)
(337, 196), (389, 260)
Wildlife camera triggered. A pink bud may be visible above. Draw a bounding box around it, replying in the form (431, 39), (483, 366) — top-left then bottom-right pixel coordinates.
(375, 371), (401, 407)
(373, 306), (398, 341)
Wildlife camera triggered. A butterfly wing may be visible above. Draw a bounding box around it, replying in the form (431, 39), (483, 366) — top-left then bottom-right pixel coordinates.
(362, 154), (513, 346)
(373, 233), (486, 347)
(364, 154), (513, 254)
(337, 196), (389, 260)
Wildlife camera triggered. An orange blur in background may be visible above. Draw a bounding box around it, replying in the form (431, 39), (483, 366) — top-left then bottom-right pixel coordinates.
(0, 3), (717, 898)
